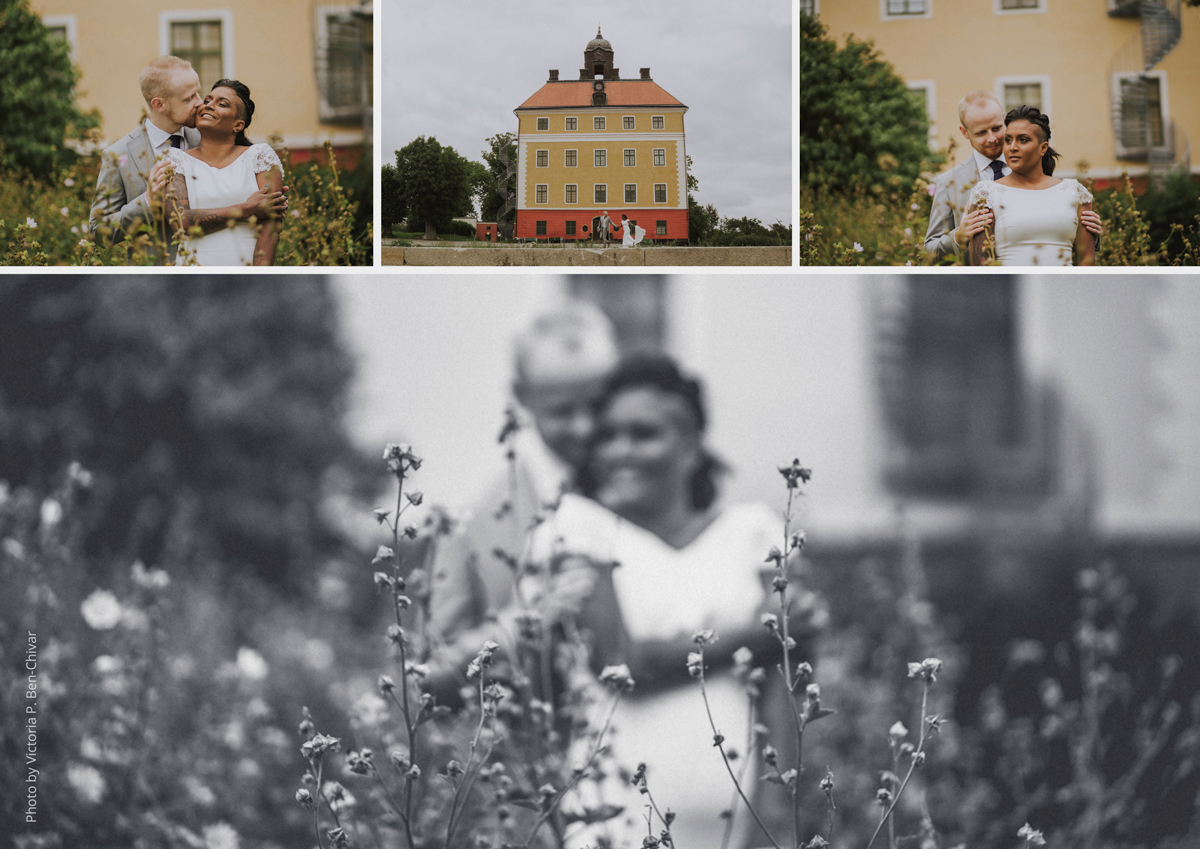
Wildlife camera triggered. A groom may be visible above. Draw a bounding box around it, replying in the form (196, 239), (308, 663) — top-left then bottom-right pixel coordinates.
(89, 55), (285, 260)
(924, 90), (1102, 260)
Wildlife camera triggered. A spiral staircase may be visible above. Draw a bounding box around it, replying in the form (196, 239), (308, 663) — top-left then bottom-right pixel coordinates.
(1107, 0), (1190, 179)
(494, 148), (518, 240)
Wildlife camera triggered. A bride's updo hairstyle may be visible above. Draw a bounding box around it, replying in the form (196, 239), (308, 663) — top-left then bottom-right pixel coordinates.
(212, 79), (254, 146)
(1005, 104), (1060, 176)
(591, 352), (726, 511)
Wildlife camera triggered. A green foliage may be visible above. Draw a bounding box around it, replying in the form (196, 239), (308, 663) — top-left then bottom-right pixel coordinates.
(381, 162), (406, 233)
(0, 0), (100, 176)
(0, 278), (363, 589)
(800, 14), (937, 193)
(706, 216), (789, 247)
(687, 195), (719, 244)
(799, 179), (933, 265)
(274, 143), (372, 266)
(394, 136), (474, 240)
(1136, 170), (1200, 263)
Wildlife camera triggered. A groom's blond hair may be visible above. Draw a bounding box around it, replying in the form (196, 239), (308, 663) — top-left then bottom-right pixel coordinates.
(140, 55), (196, 105)
(957, 90), (1002, 128)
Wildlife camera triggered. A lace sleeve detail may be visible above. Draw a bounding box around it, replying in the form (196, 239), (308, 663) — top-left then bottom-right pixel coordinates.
(165, 148), (188, 171)
(248, 144), (283, 175)
(966, 180), (995, 210)
(1065, 178), (1093, 205)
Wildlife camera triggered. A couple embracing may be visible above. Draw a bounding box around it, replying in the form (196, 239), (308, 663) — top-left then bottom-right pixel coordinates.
(925, 90), (1102, 266)
(88, 55), (285, 266)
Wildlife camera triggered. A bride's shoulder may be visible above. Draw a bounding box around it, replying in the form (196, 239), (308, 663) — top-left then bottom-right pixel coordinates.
(247, 143), (283, 174)
(1059, 178), (1093, 204)
(966, 179), (997, 206)
(164, 147), (190, 169)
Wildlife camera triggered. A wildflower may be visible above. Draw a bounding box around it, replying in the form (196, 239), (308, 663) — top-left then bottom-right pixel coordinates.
(889, 721), (908, 740)
(296, 787), (314, 808)
(67, 763), (106, 803)
(804, 837), (829, 849)
(322, 780), (356, 812)
(378, 674), (396, 693)
(40, 498), (63, 527)
(383, 443), (422, 476)
(386, 624), (405, 646)
(853, 242), (864, 252)
(406, 662), (430, 679)
(876, 787), (893, 807)
(820, 769), (834, 796)
(236, 647), (269, 681)
(762, 745), (778, 766)
(291, 209), (301, 218)
(692, 628), (717, 646)
(910, 203), (919, 211)
(373, 507), (390, 524)
(118, 154), (129, 167)
(406, 764), (421, 780)
(406, 491), (424, 506)
(761, 613), (780, 634)
(907, 657), (943, 683)
(71, 226), (80, 234)
(300, 733), (341, 761)
(795, 662), (813, 682)
(1018, 824), (1046, 847)
(328, 827), (349, 848)
(61, 206), (70, 216)
(202, 822), (240, 849)
(373, 571), (392, 589)
(25, 217), (38, 229)
(442, 760), (465, 781)
(686, 651), (704, 678)
(732, 646), (754, 669)
(466, 639), (500, 679)
(778, 458), (812, 489)
(372, 545), (394, 564)
(599, 664), (636, 692)
(927, 184), (937, 197)
(911, 750), (926, 768)
(80, 589), (122, 630)
(131, 560), (169, 589)
(64, 177), (75, 186)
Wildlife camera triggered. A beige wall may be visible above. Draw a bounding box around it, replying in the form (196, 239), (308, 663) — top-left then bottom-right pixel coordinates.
(33, 0), (367, 148)
(815, 0), (1200, 179)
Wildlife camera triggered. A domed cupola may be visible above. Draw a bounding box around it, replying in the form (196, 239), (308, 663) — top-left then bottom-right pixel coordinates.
(580, 26), (618, 80)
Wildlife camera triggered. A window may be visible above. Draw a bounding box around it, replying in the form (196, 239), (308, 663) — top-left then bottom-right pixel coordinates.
(623, 116), (635, 130)
(41, 15), (76, 58)
(883, 0), (929, 17)
(565, 117), (578, 130)
(997, 75), (1050, 115)
(565, 184), (578, 204)
(1114, 72), (1168, 156)
(654, 184), (667, 203)
(656, 220), (667, 235)
(536, 221), (547, 236)
(536, 150), (548, 167)
(594, 116), (606, 130)
(623, 149), (636, 167)
(165, 15), (228, 93)
(595, 185), (607, 204)
(595, 149), (607, 167)
(566, 221), (577, 236)
(799, 0), (818, 14)
(535, 184), (548, 204)
(624, 184), (637, 203)
(537, 117), (549, 131)
(565, 150), (577, 167)
(908, 81), (937, 146)
(313, 5), (370, 123)
(653, 148), (666, 166)
(652, 115), (665, 130)
(996, 0), (1042, 10)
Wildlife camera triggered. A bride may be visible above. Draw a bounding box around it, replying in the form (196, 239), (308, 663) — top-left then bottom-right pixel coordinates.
(161, 79), (285, 266)
(958, 105), (1095, 266)
(617, 214), (646, 247)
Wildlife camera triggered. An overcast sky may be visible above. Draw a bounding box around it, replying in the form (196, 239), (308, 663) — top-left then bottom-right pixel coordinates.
(381, 0), (793, 226)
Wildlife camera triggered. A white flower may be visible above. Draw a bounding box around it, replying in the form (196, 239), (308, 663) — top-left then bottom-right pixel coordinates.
(71, 226), (80, 234)
(132, 560), (170, 589)
(853, 242), (864, 252)
(349, 692), (390, 728)
(906, 260), (913, 266)
(120, 606), (149, 632)
(183, 775), (216, 807)
(25, 217), (37, 229)
(236, 647), (269, 681)
(64, 177), (76, 187)
(79, 239), (90, 248)
(40, 498), (63, 527)
(910, 203), (918, 211)
(118, 154), (128, 167)
(67, 762), (106, 803)
(80, 589), (122, 630)
(61, 206), (70, 216)
(202, 822), (241, 849)
(92, 655), (123, 675)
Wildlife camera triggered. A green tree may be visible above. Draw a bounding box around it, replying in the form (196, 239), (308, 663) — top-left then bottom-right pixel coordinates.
(0, 277), (365, 591)
(476, 132), (517, 226)
(685, 155), (717, 244)
(393, 136), (473, 240)
(381, 161), (406, 234)
(800, 14), (934, 191)
(0, 0), (99, 176)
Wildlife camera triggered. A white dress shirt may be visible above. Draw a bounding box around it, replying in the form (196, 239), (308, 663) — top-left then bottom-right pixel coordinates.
(144, 119), (190, 153)
(972, 149), (1009, 181)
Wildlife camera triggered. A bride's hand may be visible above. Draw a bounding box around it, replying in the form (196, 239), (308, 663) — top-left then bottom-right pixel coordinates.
(954, 207), (993, 248)
(149, 159), (173, 195)
(240, 187), (287, 220)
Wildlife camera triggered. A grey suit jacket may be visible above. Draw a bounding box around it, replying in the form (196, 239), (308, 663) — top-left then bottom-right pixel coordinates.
(88, 123), (201, 244)
(923, 156), (982, 261)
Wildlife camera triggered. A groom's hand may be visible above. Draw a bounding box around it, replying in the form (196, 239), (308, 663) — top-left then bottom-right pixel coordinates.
(240, 186), (288, 220)
(1080, 209), (1103, 239)
(149, 159), (173, 195)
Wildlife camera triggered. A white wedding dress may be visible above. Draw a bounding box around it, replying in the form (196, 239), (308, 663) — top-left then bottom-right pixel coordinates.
(166, 144), (283, 266)
(965, 178), (1093, 266)
(531, 494), (780, 848)
(620, 220), (646, 247)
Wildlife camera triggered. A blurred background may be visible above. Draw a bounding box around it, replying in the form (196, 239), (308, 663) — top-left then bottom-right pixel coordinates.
(2, 275), (1198, 848)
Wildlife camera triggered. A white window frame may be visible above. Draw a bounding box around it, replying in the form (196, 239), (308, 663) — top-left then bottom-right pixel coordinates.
(535, 184), (548, 204)
(1111, 70), (1172, 157)
(799, 0), (820, 14)
(656, 220), (668, 235)
(624, 183), (637, 203)
(654, 183), (668, 203)
(651, 115), (666, 130)
(41, 14), (78, 59)
(653, 148), (666, 167)
(536, 117), (549, 131)
(594, 184), (607, 204)
(594, 116), (606, 130)
(565, 184), (578, 204)
(594, 149), (607, 168)
(907, 80), (937, 147)
(994, 0), (1045, 13)
(996, 74), (1052, 118)
(160, 9), (235, 78)
(535, 149), (548, 168)
(623, 149), (636, 167)
(565, 116), (578, 131)
(881, 0), (931, 20)
(622, 115), (636, 130)
(313, 4), (368, 122)
(565, 149), (578, 167)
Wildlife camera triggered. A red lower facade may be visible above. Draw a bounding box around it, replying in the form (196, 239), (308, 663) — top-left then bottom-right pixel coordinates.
(515, 209), (688, 242)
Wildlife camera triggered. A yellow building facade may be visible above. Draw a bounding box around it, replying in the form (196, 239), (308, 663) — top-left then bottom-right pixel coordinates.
(811, 0), (1199, 181)
(32, 0), (371, 163)
(512, 30), (689, 241)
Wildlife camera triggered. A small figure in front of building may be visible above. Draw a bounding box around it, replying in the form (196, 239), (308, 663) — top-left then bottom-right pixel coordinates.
(597, 211), (614, 247)
(618, 214), (645, 247)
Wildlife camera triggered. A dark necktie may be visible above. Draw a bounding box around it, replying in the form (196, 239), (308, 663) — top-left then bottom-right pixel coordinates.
(169, 134), (183, 149)
(989, 160), (1004, 181)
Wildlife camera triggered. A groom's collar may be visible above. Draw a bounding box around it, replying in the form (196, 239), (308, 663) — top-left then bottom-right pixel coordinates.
(144, 118), (176, 151)
(971, 148), (1006, 177)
